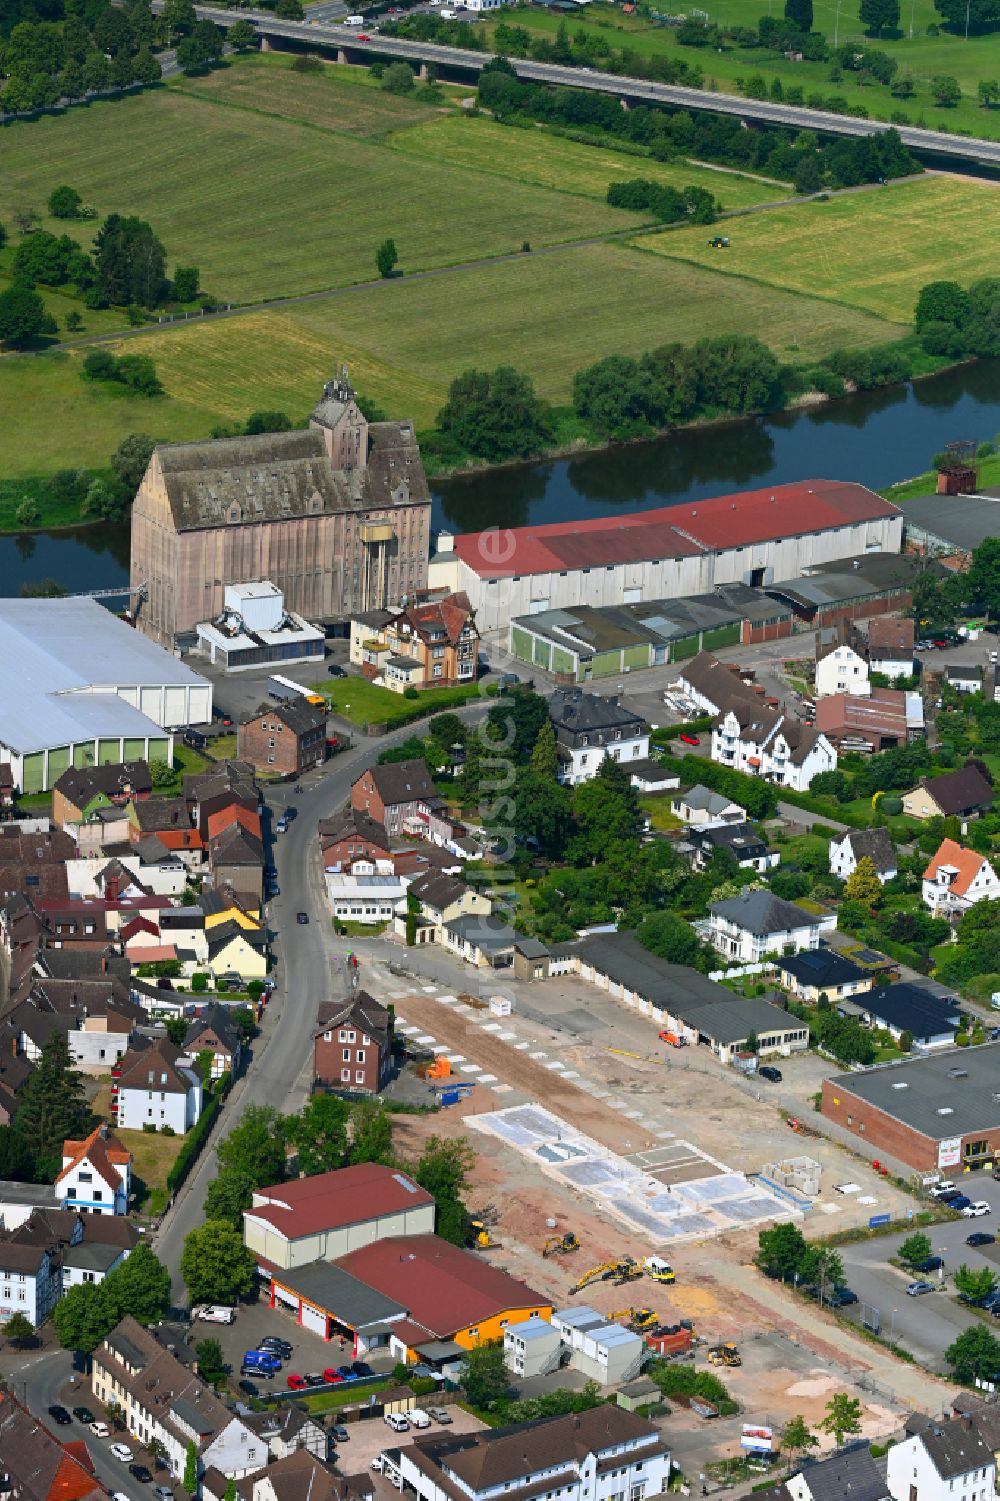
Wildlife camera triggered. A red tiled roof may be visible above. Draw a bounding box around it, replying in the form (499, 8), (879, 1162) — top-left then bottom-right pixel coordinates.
(247, 1164), (433, 1239)
(923, 838), (992, 897)
(206, 805), (262, 842)
(57, 1124), (130, 1189)
(334, 1235), (548, 1339)
(453, 481), (897, 579)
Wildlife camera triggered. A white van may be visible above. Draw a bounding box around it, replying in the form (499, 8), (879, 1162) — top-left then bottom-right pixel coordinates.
(345, 13), (365, 21)
(193, 1304), (236, 1324)
(409, 1409), (431, 1429)
(385, 1412), (410, 1432)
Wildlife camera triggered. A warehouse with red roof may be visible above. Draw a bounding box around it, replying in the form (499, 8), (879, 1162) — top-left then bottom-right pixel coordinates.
(427, 480), (902, 633)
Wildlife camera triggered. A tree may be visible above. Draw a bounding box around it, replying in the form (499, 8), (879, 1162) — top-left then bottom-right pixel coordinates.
(570, 757), (644, 864)
(284, 1094), (349, 1177)
(437, 366), (553, 463)
(52, 1282), (109, 1354)
(192, 18), (223, 59)
(47, 185), (82, 220)
(460, 1340), (510, 1410)
(181, 1220), (256, 1304)
(93, 214), (167, 308)
(955, 1264), (998, 1302)
(821, 1392), (863, 1447)
(245, 410), (292, 435)
(785, 0), (812, 26)
(414, 1135), (475, 1245)
(101, 1243), (171, 1326)
(900, 1231), (933, 1267)
(133, 48), (162, 84)
(757, 1222), (808, 1281)
(15, 1032), (89, 1168)
(979, 79), (1000, 107)
(163, 0), (196, 36)
(859, 0), (900, 33)
(947, 1325), (1000, 1384)
(148, 757), (174, 790)
(172, 265), (200, 304)
(382, 60), (415, 93)
(195, 1337), (225, 1380)
(966, 537), (1000, 619)
(376, 238), (399, 279)
(782, 1415), (818, 1469)
(176, 35), (211, 72)
(65, 310), (83, 333)
(203, 1170), (256, 1227)
(636, 910), (706, 970)
(349, 1099), (394, 1165)
(184, 1440), (198, 1494)
(229, 18), (256, 49)
(217, 1104), (285, 1186)
(82, 51), (110, 91)
(843, 855), (883, 905)
(931, 74), (961, 106)
(110, 432), (155, 500)
(800, 1245), (845, 1299)
(914, 279), (969, 331)
(794, 153), (823, 194)
(0, 284), (45, 349)
(3, 1311), (34, 1348)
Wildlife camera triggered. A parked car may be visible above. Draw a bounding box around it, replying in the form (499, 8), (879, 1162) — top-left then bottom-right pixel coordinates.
(304, 1373), (325, 1387)
(90, 1422), (111, 1438)
(48, 1406), (71, 1426)
(129, 1464), (153, 1483)
(428, 1407), (452, 1424)
(109, 1443), (134, 1462)
(911, 1255), (944, 1273)
(327, 664), (345, 677)
(758, 1066), (782, 1083)
(238, 1380), (260, 1398)
(679, 733), (700, 746)
(276, 814), (289, 834)
(371, 1456), (387, 1472)
(260, 1337), (292, 1356)
(950, 1195), (973, 1212)
(967, 1232), (996, 1248)
(352, 1361), (373, 1378)
(332, 1424), (350, 1442)
(827, 1286), (858, 1307)
(410, 1410), (431, 1429)
(73, 1408), (96, 1426)
(152, 1489), (174, 1500)
(906, 1280), (936, 1296)
(385, 1413), (410, 1432)
(193, 1304), (236, 1324)
(287, 1374), (307, 1390)
(930, 1180), (958, 1199)
(963, 1201), (991, 1218)
(337, 1365), (355, 1380)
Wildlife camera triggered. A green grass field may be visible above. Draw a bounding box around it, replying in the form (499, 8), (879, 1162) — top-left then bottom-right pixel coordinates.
(632, 175), (1000, 325)
(0, 87), (647, 306)
(389, 113), (788, 208)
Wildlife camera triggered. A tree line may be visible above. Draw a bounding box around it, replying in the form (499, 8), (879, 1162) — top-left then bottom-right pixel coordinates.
(915, 277), (1000, 359)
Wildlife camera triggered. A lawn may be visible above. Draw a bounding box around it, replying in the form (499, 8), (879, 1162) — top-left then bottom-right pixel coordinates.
(389, 114), (788, 209)
(90, 1084), (183, 1210)
(0, 87), (647, 307)
(310, 675), (493, 726)
(640, 795), (683, 831)
(632, 176), (1000, 325)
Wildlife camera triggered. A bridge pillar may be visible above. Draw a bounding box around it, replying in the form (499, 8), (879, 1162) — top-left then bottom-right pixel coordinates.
(337, 47), (348, 63)
(261, 34), (271, 50)
(418, 61), (429, 79)
(620, 96), (629, 110)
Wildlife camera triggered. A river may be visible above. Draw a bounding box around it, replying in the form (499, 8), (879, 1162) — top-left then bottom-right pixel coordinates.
(2, 359), (999, 597)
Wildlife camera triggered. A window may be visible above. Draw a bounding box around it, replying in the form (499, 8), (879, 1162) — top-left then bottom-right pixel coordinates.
(356, 1050), (366, 1064)
(356, 1070), (365, 1083)
(341, 1069), (350, 1083)
(343, 1048), (351, 1062)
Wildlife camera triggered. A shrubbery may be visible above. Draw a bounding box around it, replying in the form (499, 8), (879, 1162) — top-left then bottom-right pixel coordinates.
(82, 348), (163, 396)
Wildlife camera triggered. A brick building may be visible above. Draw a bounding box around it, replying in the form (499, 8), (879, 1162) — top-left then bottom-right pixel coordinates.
(351, 591), (478, 692)
(237, 700), (326, 777)
(313, 991), (393, 1095)
(822, 1043), (1000, 1173)
(318, 807), (391, 868)
(350, 759), (439, 838)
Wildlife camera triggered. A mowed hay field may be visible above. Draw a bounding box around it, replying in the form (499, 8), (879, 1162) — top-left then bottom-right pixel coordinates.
(389, 114), (786, 210)
(633, 176), (1000, 325)
(0, 89), (649, 305)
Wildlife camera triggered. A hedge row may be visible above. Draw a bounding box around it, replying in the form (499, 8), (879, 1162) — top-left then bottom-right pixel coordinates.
(166, 1070), (231, 1195)
(651, 716), (714, 746)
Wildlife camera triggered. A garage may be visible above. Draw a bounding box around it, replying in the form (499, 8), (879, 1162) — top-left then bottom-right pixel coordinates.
(272, 1282), (298, 1313)
(301, 1302), (328, 1339)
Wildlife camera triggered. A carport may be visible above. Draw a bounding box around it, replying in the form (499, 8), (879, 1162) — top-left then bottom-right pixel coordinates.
(268, 1263), (407, 1352)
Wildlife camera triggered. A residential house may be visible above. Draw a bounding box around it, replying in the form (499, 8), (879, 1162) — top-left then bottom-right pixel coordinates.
(206, 918), (268, 983)
(947, 664), (983, 696)
(687, 822), (778, 874)
(776, 947), (873, 1005)
(671, 785), (747, 826)
(815, 688), (924, 752)
(204, 1449), (364, 1501)
(399, 1403), (670, 1501)
(788, 1446), (890, 1501)
(111, 1038), (202, 1134)
(11, 978), (144, 1073)
(0, 1390), (109, 1501)
(353, 591), (479, 691)
(443, 913), (519, 969)
(184, 1004), (242, 1080)
(52, 760), (152, 831)
(629, 759), (680, 794)
(842, 981), (962, 1050)
(866, 616), (916, 681)
(0, 1217), (64, 1326)
(887, 1414), (995, 1501)
(829, 828), (898, 885)
(902, 764), (995, 823)
(319, 807), (392, 868)
(707, 889), (825, 963)
(351, 759), (442, 839)
(243, 1162), (434, 1270)
(206, 813), (264, 906)
(313, 991), (394, 1095)
(325, 868), (404, 927)
(815, 642), (871, 699)
(244, 1404), (328, 1462)
(55, 1123), (131, 1216)
(237, 699), (326, 777)
(128, 797), (204, 867)
(0, 766), (12, 820)
(61, 1216), (139, 1291)
(922, 839), (1000, 917)
(92, 1315), (267, 1482)
(549, 690), (651, 786)
(394, 871), (491, 945)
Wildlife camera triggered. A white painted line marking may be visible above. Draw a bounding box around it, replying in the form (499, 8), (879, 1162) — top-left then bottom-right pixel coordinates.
(445, 1053), (466, 1064)
(422, 985), (438, 994)
(563, 1071), (579, 1080)
(545, 1061), (566, 1071)
(529, 1052), (548, 1060)
(415, 1035), (436, 1045)
(515, 1043), (530, 1051)
(624, 1109), (644, 1120)
(478, 1073), (498, 1083)
(499, 1031), (516, 1040)
(438, 995), (458, 1003)
(459, 1064), (482, 1074)
(481, 1024), (503, 1033)
(493, 1083), (513, 1094)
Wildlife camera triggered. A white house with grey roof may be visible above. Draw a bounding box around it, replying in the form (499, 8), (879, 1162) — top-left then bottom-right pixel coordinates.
(0, 598), (212, 794)
(829, 827), (898, 884)
(888, 1415), (995, 1501)
(707, 890), (827, 963)
(789, 1446), (890, 1501)
(549, 690), (650, 786)
(672, 785), (747, 826)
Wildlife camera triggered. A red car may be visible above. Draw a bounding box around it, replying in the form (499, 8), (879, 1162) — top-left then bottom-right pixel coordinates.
(679, 733), (700, 746)
(322, 1367), (345, 1383)
(287, 1374), (307, 1390)
(357, 32), (370, 37)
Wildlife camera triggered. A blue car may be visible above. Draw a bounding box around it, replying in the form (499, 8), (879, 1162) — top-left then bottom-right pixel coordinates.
(950, 1195), (973, 1212)
(241, 1351), (281, 1376)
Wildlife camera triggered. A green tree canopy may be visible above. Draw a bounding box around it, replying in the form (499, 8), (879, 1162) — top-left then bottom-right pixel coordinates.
(821, 1392), (863, 1446)
(757, 1222), (809, 1280)
(283, 1094), (349, 1177)
(181, 1220), (256, 1305)
(946, 1325), (1000, 1384)
(349, 1099), (394, 1165)
(0, 284), (46, 349)
(460, 1340), (510, 1410)
(15, 1032), (90, 1168)
(414, 1135), (475, 1245)
(437, 366), (554, 462)
(216, 1104), (285, 1187)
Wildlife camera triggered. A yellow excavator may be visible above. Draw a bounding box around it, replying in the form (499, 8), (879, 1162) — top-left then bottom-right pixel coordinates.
(543, 1232), (581, 1258)
(570, 1257), (642, 1294)
(707, 1343), (741, 1367)
(610, 1307), (659, 1333)
(468, 1219), (499, 1249)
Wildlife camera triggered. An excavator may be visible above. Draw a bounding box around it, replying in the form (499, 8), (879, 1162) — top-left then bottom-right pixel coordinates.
(468, 1218), (500, 1249)
(570, 1257), (642, 1295)
(610, 1307), (659, 1333)
(543, 1232), (581, 1258)
(707, 1343), (741, 1367)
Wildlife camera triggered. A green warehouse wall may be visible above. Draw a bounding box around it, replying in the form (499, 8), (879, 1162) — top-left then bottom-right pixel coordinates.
(511, 627), (534, 664)
(702, 623), (740, 651)
(22, 753), (45, 793)
(47, 746), (71, 782)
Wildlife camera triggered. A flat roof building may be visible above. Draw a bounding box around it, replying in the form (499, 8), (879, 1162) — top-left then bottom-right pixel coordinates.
(822, 1043), (1000, 1172)
(902, 492), (1000, 557)
(0, 598), (212, 793)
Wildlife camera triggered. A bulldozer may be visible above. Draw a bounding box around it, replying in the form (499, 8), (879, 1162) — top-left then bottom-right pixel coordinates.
(707, 1343), (741, 1368)
(543, 1232), (580, 1258)
(570, 1257), (641, 1295)
(610, 1307), (659, 1333)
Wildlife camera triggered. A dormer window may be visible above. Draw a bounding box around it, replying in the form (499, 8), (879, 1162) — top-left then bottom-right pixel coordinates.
(227, 502), (241, 524)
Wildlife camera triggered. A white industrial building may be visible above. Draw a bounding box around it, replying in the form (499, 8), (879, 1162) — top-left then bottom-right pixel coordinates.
(195, 580), (325, 671)
(428, 481), (903, 634)
(550, 1306), (645, 1384)
(0, 598), (211, 792)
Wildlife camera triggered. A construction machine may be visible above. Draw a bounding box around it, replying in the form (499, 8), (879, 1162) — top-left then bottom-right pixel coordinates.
(707, 1343), (741, 1368)
(644, 1256), (675, 1284)
(610, 1307), (659, 1333)
(427, 1056), (451, 1080)
(467, 1219), (500, 1249)
(569, 1257), (640, 1295)
(543, 1232), (580, 1258)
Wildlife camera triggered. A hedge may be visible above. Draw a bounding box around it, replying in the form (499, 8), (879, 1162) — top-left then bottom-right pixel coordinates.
(651, 716), (714, 746)
(166, 1070), (231, 1194)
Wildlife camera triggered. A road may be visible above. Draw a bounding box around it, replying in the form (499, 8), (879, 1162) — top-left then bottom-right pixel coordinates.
(174, 1), (1000, 168)
(152, 691), (493, 1299)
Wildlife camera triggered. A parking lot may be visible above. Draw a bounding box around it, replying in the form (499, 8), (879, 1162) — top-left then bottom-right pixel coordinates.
(342, 1405), (486, 1474)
